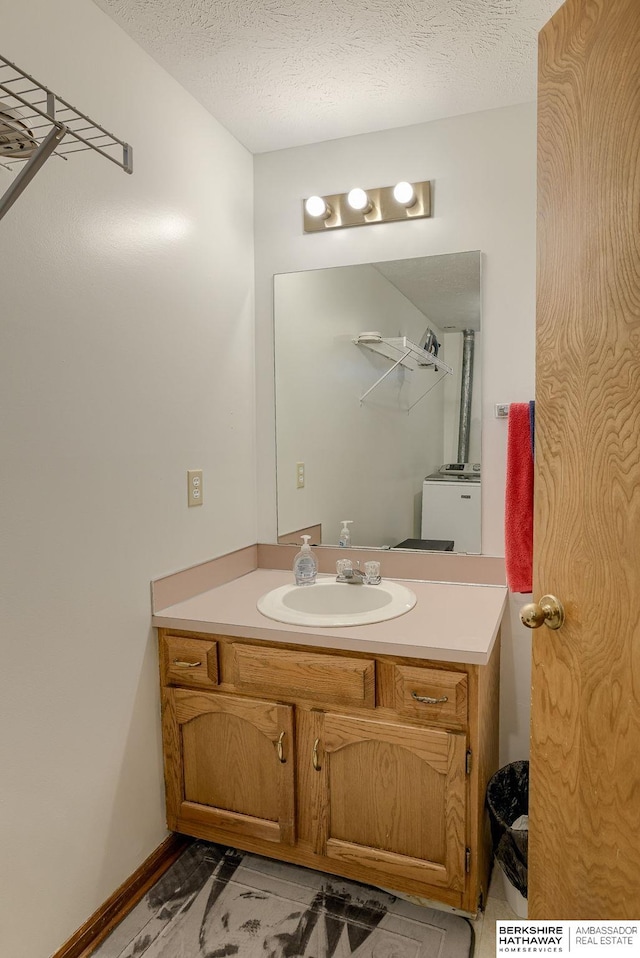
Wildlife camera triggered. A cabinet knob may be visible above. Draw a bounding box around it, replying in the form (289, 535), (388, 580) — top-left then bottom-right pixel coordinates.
(312, 738), (321, 771)
(276, 730), (286, 764)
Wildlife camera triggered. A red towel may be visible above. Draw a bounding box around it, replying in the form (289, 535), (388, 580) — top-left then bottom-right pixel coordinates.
(505, 403), (533, 592)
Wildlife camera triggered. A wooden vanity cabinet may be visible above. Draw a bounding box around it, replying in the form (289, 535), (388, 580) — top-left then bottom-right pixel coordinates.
(158, 628), (500, 915)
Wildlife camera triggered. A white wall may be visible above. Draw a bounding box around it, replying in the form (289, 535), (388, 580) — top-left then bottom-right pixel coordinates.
(275, 264), (446, 546)
(0, 1), (255, 955)
(254, 104), (536, 763)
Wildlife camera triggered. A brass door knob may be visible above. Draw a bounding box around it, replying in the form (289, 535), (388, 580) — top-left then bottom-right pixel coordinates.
(520, 594), (565, 630)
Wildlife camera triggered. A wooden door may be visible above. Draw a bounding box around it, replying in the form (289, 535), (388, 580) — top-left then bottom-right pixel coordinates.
(162, 688), (295, 845)
(314, 712), (467, 896)
(532, 0), (640, 917)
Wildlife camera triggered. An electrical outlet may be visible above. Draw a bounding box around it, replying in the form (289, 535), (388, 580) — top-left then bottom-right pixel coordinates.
(296, 462), (305, 489)
(187, 469), (203, 507)
(495, 403), (510, 419)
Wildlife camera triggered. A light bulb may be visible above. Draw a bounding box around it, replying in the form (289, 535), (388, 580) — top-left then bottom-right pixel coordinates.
(305, 195), (327, 217)
(393, 181), (416, 206)
(305, 195), (330, 218)
(347, 188), (371, 212)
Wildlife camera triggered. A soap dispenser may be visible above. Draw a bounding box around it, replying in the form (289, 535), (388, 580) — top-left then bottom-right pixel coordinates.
(339, 520), (353, 548)
(293, 535), (318, 586)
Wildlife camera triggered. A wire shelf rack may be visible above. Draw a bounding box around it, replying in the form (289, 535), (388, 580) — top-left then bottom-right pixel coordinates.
(0, 53), (132, 172)
(0, 52), (132, 219)
(354, 335), (452, 411)
(354, 335), (453, 375)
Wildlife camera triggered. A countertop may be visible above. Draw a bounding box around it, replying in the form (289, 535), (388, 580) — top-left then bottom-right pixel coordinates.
(152, 569), (507, 665)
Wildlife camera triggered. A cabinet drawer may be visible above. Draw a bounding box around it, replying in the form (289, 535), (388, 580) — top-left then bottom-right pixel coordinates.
(162, 635), (218, 689)
(230, 644), (375, 708)
(393, 665), (467, 729)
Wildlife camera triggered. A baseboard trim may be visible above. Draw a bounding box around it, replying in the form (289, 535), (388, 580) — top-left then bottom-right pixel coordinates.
(51, 833), (192, 958)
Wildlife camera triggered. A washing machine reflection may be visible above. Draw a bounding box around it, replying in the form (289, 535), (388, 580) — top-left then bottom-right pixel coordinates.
(421, 463), (481, 554)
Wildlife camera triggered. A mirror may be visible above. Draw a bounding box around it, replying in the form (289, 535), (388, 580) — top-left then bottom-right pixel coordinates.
(274, 250), (482, 553)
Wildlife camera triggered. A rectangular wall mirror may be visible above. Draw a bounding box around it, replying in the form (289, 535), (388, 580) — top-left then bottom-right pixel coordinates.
(274, 250), (482, 554)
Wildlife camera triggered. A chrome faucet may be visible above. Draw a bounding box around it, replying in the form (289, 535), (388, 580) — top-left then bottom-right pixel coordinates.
(336, 561), (365, 584)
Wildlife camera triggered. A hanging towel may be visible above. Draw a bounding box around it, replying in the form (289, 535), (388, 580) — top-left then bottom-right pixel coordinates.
(505, 402), (534, 593)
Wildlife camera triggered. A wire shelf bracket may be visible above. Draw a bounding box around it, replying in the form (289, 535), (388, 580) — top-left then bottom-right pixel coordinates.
(0, 53), (133, 222)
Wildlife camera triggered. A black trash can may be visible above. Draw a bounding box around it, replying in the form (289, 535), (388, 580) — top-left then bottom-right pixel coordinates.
(486, 760), (529, 899)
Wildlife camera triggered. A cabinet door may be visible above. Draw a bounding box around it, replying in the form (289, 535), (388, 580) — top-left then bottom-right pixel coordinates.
(163, 688), (295, 845)
(314, 713), (467, 893)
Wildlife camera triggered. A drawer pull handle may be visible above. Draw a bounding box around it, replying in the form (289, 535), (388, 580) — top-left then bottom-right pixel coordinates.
(411, 691), (448, 705)
(276, 731), (286, 764)
(312, 738), (321, 772)
(172, 660), (202, 668)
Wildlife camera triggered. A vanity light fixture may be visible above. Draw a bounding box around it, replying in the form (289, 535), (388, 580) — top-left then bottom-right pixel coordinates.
(303, 179), (431, 233)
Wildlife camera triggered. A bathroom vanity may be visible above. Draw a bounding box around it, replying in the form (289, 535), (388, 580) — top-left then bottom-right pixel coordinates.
(153, 559), (506, 916)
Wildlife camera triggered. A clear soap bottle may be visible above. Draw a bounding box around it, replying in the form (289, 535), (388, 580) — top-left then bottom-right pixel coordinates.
(339, 520), (353, 548)
(293, 535), (317, 586)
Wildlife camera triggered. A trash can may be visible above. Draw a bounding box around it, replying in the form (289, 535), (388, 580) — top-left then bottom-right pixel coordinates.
(486, 760), (529, 917)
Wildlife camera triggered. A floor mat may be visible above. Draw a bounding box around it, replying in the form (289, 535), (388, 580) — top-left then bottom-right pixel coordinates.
(93, 841), (473, 958)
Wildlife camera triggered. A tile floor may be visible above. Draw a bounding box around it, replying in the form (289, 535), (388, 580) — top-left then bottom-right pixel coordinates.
(470, 868), (521, 958)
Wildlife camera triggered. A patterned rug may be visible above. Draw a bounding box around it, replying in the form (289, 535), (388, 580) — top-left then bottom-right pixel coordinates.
(93, 841), (473, 958)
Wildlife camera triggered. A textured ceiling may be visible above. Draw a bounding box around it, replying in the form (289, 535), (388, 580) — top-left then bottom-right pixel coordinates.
(373, 251), (481, 332)
(92, 0), (561, 153)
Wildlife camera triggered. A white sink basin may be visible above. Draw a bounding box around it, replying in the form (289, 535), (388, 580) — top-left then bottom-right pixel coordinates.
(257, 576), (417, 628)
